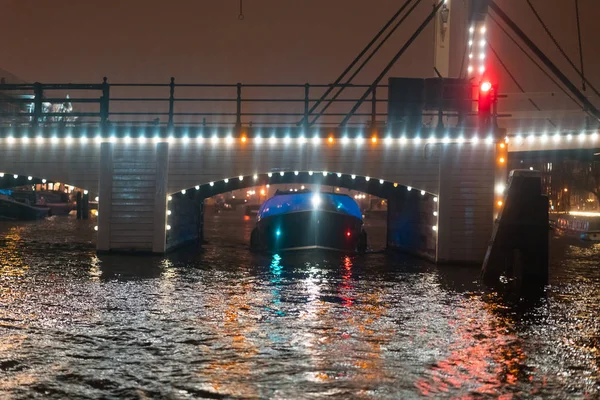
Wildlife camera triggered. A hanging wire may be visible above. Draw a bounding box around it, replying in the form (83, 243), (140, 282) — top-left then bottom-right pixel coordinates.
(487, 13), (582, 111)
(574, 0), (585, 91)
(525, 0), (599, 99)
(488, 42), (556, 127)
(238, 0), (244, 20)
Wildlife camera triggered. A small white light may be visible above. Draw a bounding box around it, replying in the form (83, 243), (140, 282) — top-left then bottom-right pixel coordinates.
(51, 136), (59, 144)
(209, 182), (214, 186)
(530, 167), (534, 171)
(13, 174), (18, 179)
(181, 189), (186, 194)
(479, 65), (485, 74)
(407, 186), (412, 191)
(481, 26), (486, 34)
(298, 135), (306, 144)
(341, 136), (349, 145)
(280, 171), (284, 176)
(0, 173), (4, 177)
(168, 195), (172, 201)
(496, 184), (505, 195)
(224, 179), (229, 183)
(95, 196), (99, 201)
(301, 185), (305, 190)
(528, 134), (535, 143)
(469, 40), (473, 46)
(308, 171), (313, 176)
(485, 136), (493, 145)
(469, 26), (474, 33)
(337, 173), (342, 177)
(166, 225), (171, 230)
(167, 135), (175, 143)
(400, 136), (407, 145)
(195, 185), (200, 190)
(7, 136), (15, 144)
(311, 194), (321, 208)
(541, 134), (548, 143)
(239, 175), (244, 181)
(457, 136), (465, 144)
(109, 135), (117, 143)
(255, 135), (263, 144)
(365, 176), (370, 181)
(153, 136), (161, 143)
(226, 135), (234, 144)
(379, 179), (384, 184)
(167, 210), (172, 216)
(356, 136), (364, 145)
(384, 136), (392, 145)
(253, 174), (258, 180)
(553, 134), (561, 143)
(284, 136), (291, 144)
(433, 197), (438, 202)
(421, 190), (425, 196)
(42, 179), (47, 184)
(442, 136), (450, 144)
(479, 53), (485, 60)
(433, 211), (438, 217)
(21, 136), (30, 143)
(182, 136), (190, 144)
(196, 136), (204, 144)
(515, 135), (523, 144)
(123, 136), (131, 144)
(479, 39), (485, 47)
(312, 136), (320, 145)
(268, 172), (273, 177)
(269, 136), (276, 144)
(94, 226), (98, 231)
(27, 176), (32, 180)
(469, 53), (473, 59)
(468, 65), (473, 73)
(351, 175), (356, 180)
(211, 135), (219, 144)
(567, 134), (573, 141)
(578, 133), (586, 142)
(294, 171), (299, 176)
(432, 226), (438, 231)
(322, 171), (327, 177)
(592, 132), (599, 141)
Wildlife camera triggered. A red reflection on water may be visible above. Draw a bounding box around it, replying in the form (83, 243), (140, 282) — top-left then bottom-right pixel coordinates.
(339, 256), (354, 307)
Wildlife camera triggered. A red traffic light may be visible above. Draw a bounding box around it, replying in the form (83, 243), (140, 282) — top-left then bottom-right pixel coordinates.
(480, 81), (492, 92)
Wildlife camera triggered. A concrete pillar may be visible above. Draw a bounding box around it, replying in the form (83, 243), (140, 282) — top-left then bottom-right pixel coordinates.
(96, 142), (170, 254)
(436, 143), (495, 263)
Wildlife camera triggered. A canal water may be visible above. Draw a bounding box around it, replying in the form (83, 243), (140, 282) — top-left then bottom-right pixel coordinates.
(0, 212), (598, 399)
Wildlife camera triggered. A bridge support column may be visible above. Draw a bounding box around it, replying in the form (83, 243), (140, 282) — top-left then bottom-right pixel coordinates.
(97, 142), (170, 254)
(436, 144), (495, 264)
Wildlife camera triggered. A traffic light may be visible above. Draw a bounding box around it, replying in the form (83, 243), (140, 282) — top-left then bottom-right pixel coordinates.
(478, 80), (493, 115)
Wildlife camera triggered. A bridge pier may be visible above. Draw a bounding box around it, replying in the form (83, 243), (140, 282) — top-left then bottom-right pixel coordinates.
(97, 142), (169, 254)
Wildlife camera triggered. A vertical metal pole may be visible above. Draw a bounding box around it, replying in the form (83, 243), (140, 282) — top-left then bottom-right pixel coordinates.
(235, 82), (242, 130)
(304, 83), (310, 131)
(100, 77), (110, 130)
(76, 191), (82, 220)
(33, 82), (43, 127)
(168, 77), (175, 131)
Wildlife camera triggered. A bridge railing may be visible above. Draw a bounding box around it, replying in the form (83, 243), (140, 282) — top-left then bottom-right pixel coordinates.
(0, 79), (470, 130)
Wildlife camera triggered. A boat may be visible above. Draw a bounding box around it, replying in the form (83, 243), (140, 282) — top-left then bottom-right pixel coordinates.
(556, 212), (600, 241)
(250, 190), (367, 253)
(0, 193), (50, 221)
(9, 190), (75, 216)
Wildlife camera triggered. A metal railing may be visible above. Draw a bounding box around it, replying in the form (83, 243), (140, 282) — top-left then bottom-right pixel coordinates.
(0, 78), (475, 131)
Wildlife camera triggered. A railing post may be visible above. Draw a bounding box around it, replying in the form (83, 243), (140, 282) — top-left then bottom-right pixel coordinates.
(370, 86), (377, 130)
(32, 82), (43, 127)
(304, 83), (310, 131)
(235, 82), (242, 131)
(168, 77), (175, 131)
(100, 77), (110, 130)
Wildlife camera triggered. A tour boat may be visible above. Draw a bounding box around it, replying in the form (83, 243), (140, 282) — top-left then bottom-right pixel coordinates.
(250, 190), (367, 253)
(556, 212), (600, 241)
(0, 193), (50, 221)
(10, 190), (75, 216)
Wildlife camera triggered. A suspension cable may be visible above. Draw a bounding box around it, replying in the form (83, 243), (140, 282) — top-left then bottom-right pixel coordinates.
(488, 42), (556, 127)
(525, 0), (599, 99)
(487, 13), (582, 112)
(574, 0), (585, 91)
(309, 0), (422, 126)
(302, 0), (416, 126)
(340, 0), (445, 127)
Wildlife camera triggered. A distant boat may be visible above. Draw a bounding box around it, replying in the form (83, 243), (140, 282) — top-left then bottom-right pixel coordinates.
(9, 190), (75, 216)
(556, 212), (600, 242)
(250, 190), (367, 253)
(0, 193), (49, 221)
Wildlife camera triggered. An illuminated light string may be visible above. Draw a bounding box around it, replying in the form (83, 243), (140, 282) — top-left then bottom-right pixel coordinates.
(2, 133), (598, 145)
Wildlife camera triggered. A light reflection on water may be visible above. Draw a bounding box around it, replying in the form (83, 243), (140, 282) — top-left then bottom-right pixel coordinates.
(0, 214), (598, 398)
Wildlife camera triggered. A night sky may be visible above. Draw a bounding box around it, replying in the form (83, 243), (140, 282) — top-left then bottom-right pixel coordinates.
(1, 0), (598, 127)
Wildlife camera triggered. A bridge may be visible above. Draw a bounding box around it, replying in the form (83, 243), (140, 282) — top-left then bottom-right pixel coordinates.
(0, 0), (598, 264)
